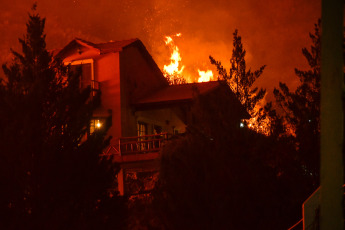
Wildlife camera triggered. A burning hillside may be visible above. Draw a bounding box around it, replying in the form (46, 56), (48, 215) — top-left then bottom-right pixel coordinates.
(162, 33), (215, 83)
(161, 33), (270, 134)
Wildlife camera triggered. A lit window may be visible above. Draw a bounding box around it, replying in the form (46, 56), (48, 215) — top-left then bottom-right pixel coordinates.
(137, 122), (148, 137)
(90, 119), (104, 134)
(137, 121), (148, 150)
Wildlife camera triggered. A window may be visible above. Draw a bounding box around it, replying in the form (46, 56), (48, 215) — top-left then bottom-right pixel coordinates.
(90, 118), (105, 135)
(70, 63), (92, 88)
(137, 122), (148, 137)
(68, 59), (98, 95)
(137, 122), (148, 151)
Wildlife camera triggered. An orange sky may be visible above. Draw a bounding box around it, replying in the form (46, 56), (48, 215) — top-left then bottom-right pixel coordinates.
(0, 0), (320, 101)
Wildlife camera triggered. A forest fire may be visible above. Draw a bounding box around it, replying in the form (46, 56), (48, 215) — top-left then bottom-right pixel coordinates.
(197, 69), (213, 82)
(162, 33), (269, 134)
(163, 34), (184, 78)
(163, 34), (214, 83)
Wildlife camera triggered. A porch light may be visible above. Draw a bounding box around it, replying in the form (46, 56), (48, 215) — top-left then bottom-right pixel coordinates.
(96, 120), (102, 128)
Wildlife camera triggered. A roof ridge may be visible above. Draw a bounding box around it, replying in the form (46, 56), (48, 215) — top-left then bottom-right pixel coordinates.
(168, 81), (220, 87)
(95, 38), (138, 46)
(74, 38), (97, 48)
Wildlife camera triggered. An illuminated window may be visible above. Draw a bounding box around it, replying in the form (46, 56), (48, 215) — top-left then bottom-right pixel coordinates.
(137, 122), (148, 151)
(90, 119), (104, 134)
(137, 122), (148, 137)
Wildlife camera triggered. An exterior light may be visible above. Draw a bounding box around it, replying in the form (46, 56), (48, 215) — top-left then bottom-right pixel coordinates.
(240, 122), (244, 128)
(96, 120), (102, 128)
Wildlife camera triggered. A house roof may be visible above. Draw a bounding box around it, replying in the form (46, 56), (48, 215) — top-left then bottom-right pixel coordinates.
(94, 39), (139, 53)
(134, 81), (223, 106)
(134, 80), (250, 119)
(55, 38), (140, 58)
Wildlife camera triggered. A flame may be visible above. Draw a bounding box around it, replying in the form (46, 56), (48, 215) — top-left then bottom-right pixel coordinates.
(160, 34), (271, 134)
(197, 69), (213, 82)
(245, 102), (271, 135)
(163, 34), (184, 77)
(162, 33), (214, 84)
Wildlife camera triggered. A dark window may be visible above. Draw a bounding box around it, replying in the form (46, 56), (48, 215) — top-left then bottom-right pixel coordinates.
(153, 125), (162, 134)
(70, 63), (92, 89)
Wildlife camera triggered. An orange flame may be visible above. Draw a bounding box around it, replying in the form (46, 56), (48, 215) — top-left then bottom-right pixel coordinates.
(162, 34), (214, 84)
(197, 69), (213, 82)
(163, 34), (184, 77)
(245, 101), (271, 135)
(161, 34), (271, 135)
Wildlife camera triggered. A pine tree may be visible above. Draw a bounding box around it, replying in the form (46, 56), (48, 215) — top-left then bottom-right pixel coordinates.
(0, 6), (125, 229)
(210, 29), (266, 130)
(272, 21), (322, 188)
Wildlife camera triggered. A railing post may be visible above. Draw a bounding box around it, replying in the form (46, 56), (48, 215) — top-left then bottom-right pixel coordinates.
(118, 138), (121, 156)
(117, 169), (125, 196)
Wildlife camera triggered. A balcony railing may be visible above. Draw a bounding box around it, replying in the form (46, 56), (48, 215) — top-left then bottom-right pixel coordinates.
(80, 80), (100, 97)
(102, 133), (169, 156)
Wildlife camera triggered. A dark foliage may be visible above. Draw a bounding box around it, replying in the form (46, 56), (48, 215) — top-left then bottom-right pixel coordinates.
(0, 8), (126, 230)
(152, 91), (304, 230)
(271, 21), (322, 190)
(209, 29), (266, 127)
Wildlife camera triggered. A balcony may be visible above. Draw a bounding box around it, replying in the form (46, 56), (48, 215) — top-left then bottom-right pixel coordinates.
(80, 80), (100, 97)
(102, 133), (169, 163)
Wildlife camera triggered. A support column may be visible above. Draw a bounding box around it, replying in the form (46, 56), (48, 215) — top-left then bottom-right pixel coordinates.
(117, 168), (125, 196)
(320, 0), (344, 229)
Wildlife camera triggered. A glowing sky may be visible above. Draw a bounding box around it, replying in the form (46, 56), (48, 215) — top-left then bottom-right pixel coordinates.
(1, 0), (320, 100)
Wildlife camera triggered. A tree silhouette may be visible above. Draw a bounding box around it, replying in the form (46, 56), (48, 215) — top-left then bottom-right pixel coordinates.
(210, 29), (266, 130)
(0, 7), (126, 230)
(272, 21), (322, 188)
(152, 90), (303, 230)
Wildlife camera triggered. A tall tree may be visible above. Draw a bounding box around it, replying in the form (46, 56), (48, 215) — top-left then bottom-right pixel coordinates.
(0, 6), (125, 230)
(273, 21), (322, 188)
(210, 29), (266, 130)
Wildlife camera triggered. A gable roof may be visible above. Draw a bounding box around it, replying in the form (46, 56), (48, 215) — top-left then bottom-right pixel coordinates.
(95, 39), (139, 54)
(55, 38), (139, 59)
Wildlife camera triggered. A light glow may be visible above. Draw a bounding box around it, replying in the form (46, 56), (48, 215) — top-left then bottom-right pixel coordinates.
(96, 120), (102, 128)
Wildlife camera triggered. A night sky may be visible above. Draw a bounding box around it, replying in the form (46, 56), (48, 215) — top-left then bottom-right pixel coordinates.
(1, 0), (320, 101)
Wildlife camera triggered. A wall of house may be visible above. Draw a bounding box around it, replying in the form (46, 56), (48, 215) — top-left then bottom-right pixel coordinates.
(62, 46), (123, 145)
(119, 44), (169, 138)
(93, 52), (122, 145)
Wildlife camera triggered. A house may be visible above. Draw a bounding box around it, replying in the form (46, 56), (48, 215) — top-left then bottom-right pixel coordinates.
(55, 38), (249, 195)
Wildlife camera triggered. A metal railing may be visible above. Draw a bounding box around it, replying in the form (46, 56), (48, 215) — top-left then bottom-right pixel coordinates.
(102, 133), (169, 156)
(80, 80), (100, 97)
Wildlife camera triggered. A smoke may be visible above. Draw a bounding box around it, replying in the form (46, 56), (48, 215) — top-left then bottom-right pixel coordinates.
(1, 0), (320, 97)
